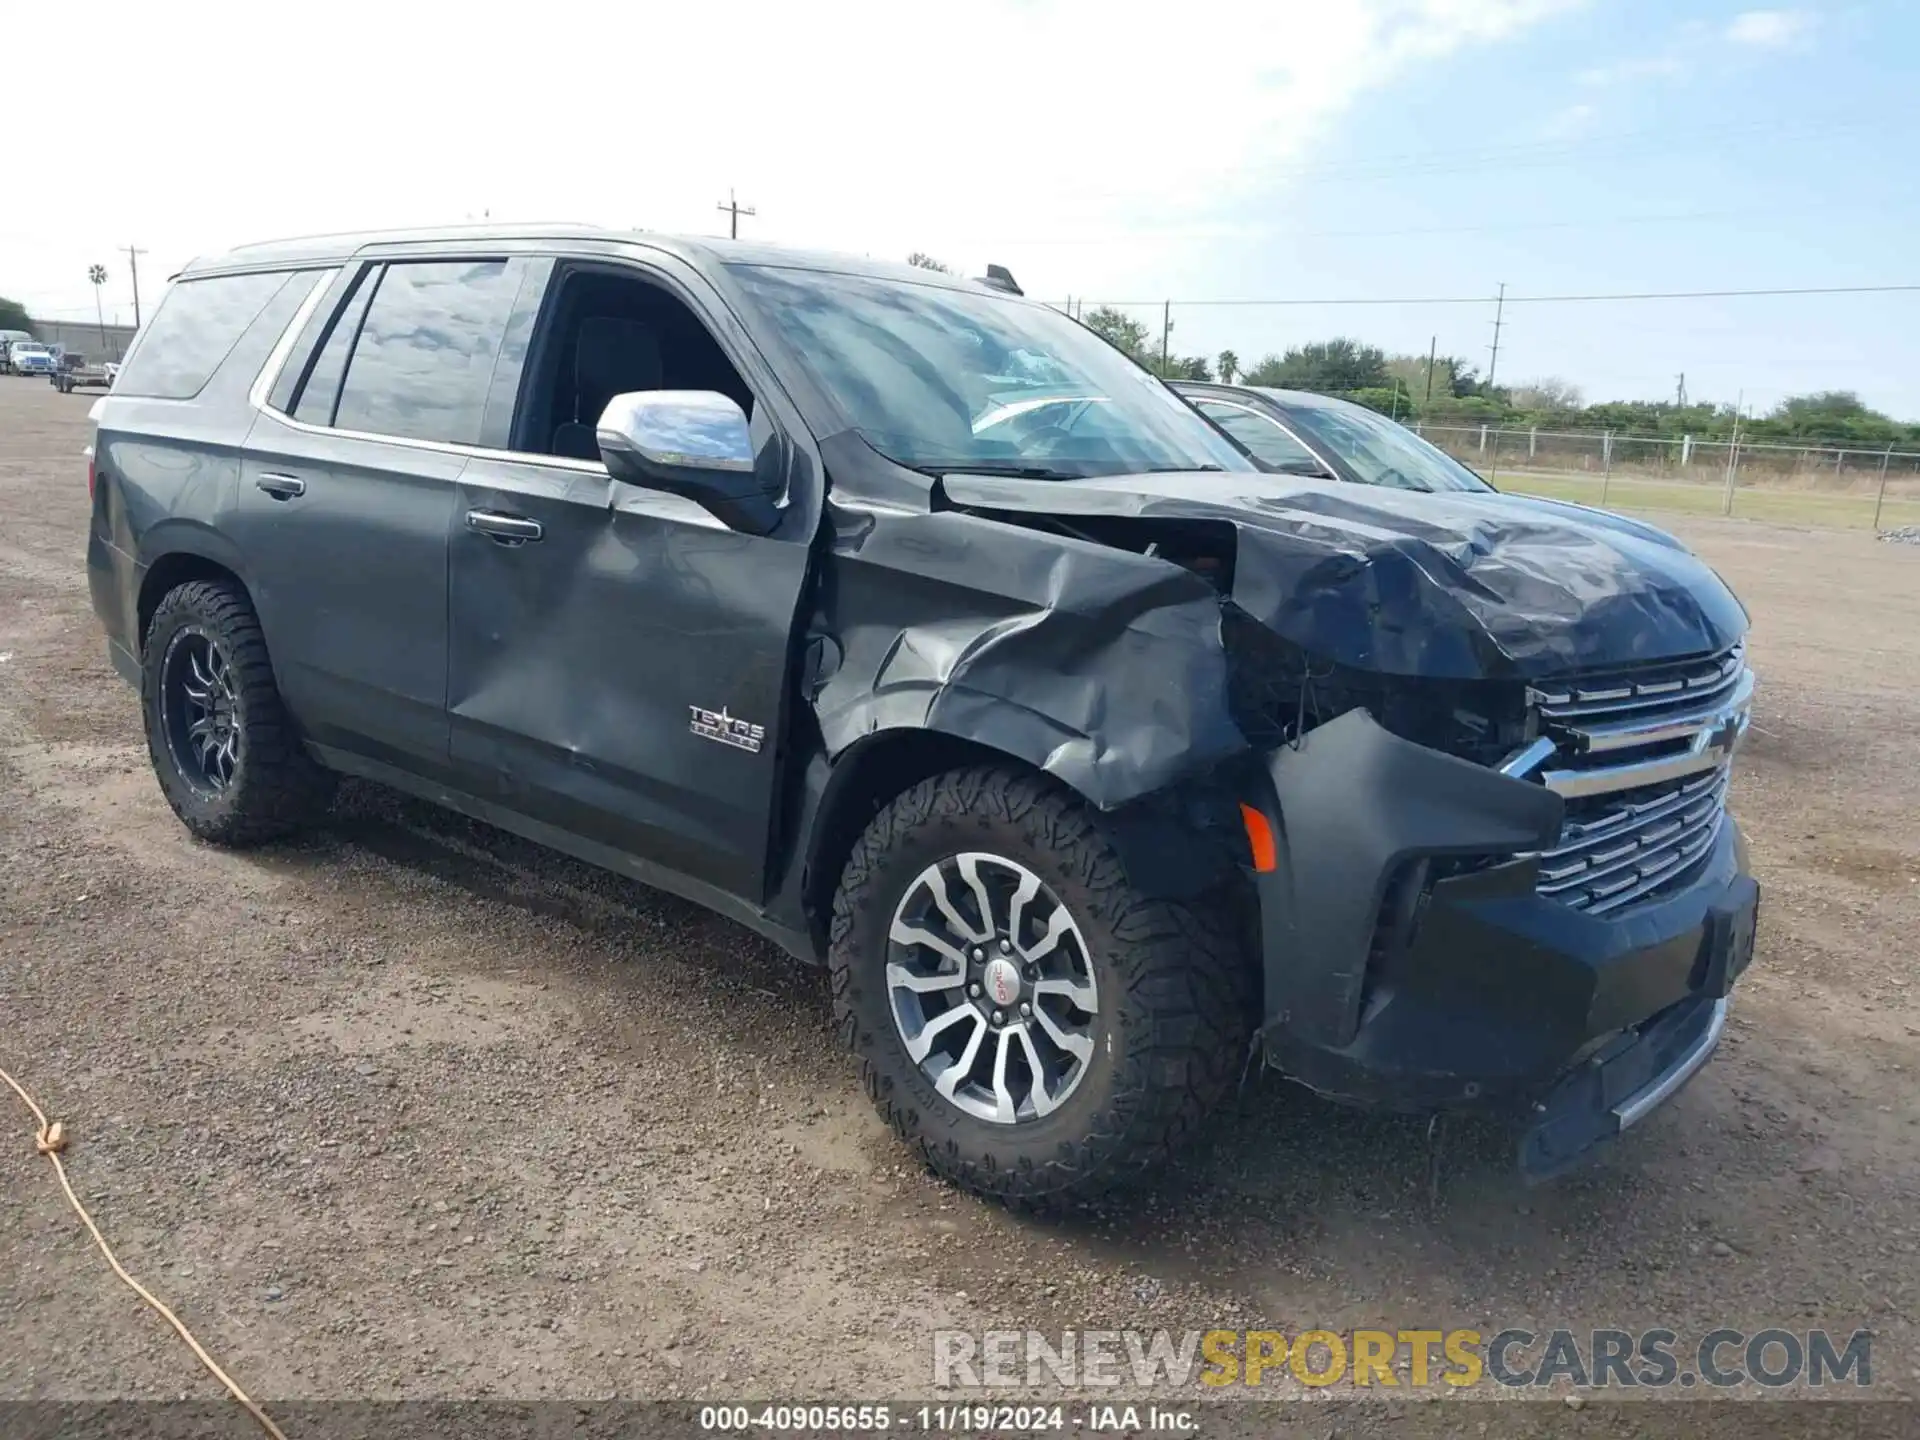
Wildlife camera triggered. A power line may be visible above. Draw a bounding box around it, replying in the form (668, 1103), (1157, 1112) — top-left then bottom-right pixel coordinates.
(1056, 283), (1920, 309)
(1506, 283), (1920, 305)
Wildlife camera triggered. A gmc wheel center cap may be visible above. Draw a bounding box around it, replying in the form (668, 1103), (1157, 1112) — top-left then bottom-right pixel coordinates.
(982, 957), (1022, 1008)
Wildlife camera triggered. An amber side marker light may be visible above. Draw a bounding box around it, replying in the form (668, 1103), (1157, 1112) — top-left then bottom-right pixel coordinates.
(1239, 803), (1278, 873)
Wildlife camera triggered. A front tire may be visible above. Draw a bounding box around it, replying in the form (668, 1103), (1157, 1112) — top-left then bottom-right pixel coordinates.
(142, 579), (331, 846)
(830, 765), (1253, 1206)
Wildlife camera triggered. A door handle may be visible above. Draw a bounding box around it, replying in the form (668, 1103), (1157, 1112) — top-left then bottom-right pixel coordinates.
(465, 510), (544, 544)
(255, 473), (306, 500)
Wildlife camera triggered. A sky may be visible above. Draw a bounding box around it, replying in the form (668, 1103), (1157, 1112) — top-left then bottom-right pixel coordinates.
(6, 0), (1918, 418)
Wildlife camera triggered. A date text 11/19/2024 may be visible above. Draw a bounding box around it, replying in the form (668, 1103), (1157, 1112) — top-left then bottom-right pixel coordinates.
(698, 1406), (1192, 1433)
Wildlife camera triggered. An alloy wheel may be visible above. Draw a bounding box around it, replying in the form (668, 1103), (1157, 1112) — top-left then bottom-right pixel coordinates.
(161, 630), (240, 793)
(886, 851), (1100, 1124)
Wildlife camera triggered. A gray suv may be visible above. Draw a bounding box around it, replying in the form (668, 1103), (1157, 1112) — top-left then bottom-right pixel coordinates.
(88, 226), (1759, 1203)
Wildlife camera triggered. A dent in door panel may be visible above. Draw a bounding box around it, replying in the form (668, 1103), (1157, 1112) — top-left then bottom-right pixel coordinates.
(449, 483), (793, 887)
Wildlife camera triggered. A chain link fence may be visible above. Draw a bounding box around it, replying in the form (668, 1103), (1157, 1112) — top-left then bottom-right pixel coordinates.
(1412, 424), (1920, 531)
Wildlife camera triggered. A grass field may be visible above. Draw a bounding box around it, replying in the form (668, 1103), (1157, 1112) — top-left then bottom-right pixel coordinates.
(1489, 466), (1920, 530)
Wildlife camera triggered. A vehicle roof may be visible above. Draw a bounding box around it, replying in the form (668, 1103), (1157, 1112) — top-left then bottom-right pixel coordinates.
(1169, 380), (1357, 411)
(177, 224), (996, 293)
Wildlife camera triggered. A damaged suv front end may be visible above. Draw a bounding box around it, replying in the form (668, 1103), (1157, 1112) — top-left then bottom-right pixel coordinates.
(724, 257), (1757, 1189)
(925, 467), (1757, 1177)
(1245, 644), (1755, 1181)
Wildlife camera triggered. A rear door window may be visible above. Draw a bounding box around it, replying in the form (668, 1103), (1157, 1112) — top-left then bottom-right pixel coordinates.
(115, 271), (306, 399)
(291, 270), (379, 428)
(330, 260), (518, 445)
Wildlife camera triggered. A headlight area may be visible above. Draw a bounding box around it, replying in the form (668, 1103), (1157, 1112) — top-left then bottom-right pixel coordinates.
(1220, 605), (1534, 767)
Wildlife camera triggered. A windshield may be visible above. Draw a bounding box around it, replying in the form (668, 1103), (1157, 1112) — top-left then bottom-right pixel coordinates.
(729, 266), (1250, 477)
(14, 344), (48, 355)
(1276, 394), (1492, 493)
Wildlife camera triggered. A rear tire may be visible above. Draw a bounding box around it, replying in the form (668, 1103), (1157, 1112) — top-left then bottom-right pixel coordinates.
(829, 765), (1253, 1206)
(142, 579), (332, 846)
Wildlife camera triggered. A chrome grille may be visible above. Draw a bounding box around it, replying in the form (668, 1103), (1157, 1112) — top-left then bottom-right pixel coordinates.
(1509, 646), (1751, 914)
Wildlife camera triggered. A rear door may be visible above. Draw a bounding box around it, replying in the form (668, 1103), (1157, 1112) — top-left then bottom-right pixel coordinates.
(445, 253), (818, 902)
(236, 256), (531, 772)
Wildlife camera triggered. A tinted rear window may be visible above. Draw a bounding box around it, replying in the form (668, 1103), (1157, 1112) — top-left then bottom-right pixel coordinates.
(114, 271), (302, 399)
(330, 260), (517, 445)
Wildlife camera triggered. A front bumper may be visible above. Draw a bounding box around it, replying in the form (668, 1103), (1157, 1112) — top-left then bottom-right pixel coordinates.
(1245, 710), (1757, 1154)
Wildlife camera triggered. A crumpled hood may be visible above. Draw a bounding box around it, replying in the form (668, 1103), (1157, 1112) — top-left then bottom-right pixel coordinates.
(941, 470), (1748, 680)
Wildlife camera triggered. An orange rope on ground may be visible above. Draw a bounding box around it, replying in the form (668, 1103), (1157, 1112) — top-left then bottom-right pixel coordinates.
(1, 1062), (288, 1440)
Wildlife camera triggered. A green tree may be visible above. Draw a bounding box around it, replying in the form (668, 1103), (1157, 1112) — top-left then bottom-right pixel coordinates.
(1216, 349), (1240, 385)
(0, 296), (34, 335)
(1758, 392), (1905, 445)
(1141, 317), (1212, 381)
(1154, 353), (1214, 382)
(1080, 305), (1153, 363)
(1510, 377), (1584, 414)
(906, 252), (952, 273)
(1388, 351), (1472, 404)
(1242, 338), (1388, 393)
(1079, 307), (1209, 378)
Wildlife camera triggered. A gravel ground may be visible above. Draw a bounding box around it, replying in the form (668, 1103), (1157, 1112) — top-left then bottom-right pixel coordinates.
(2, 378), (1917, 1422)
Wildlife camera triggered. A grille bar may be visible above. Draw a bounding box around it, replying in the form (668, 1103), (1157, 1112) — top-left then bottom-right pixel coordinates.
(1517, 646), (1751, 915)
(1529, 648), (1744, 722)
(1575, 670), (1755, 754)
(1537, 775), (1729, 906)
(1537, 770), (1726, 877)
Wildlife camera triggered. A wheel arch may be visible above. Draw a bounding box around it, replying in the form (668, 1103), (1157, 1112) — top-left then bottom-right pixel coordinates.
(136, 547), (249, 654)
(800, 727), (1030, 958)
(797, 724), (1252, 961)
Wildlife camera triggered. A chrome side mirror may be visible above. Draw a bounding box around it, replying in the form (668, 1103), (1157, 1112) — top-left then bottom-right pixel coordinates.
(595, 390), (778, 533)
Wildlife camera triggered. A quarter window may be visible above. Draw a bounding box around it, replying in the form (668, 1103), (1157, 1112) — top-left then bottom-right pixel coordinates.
(114, 271), (305, 399)
(329, 260), (518, 445)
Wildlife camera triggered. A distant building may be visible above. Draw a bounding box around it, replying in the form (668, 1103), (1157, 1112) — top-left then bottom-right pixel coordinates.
(31, 319), (139, 362)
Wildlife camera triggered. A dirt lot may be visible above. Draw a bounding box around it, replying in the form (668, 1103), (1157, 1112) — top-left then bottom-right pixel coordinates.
(3, 377), (1918, 1419)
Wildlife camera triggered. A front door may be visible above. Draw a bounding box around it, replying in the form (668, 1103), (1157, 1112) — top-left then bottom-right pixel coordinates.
(446, 259), (815, 902)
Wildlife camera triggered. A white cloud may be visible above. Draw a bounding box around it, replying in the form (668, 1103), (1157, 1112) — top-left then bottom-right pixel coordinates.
(1542, 101), (1601, 138)
(1577, 54), (1690, 87)
(3, 0), (1575, 322)
(1726, 9), (1817, 48)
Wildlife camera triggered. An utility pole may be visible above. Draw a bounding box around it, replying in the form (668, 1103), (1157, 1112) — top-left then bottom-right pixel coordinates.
(124, 245), (148, 330)
(715, 189), (756, 239)
(1722, 389), (1744, 517)
(1486, 283), (1507, 390)
(1675, 372), (1687, 409)
(1159, 300), (1172, 373)
(1424, 334), (1438, 404)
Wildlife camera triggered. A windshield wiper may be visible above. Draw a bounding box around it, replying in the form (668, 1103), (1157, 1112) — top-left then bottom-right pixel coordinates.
(1268, 460), (1336, 478)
